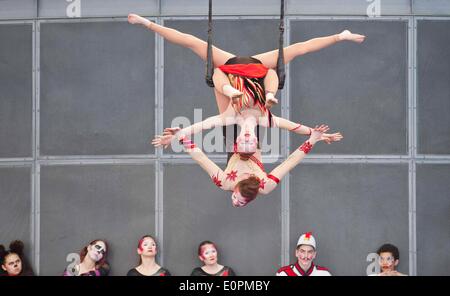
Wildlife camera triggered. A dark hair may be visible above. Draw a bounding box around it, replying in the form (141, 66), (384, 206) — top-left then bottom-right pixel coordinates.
(137, 235), (158, 265)
(197, 241), (218, 257)
(237, 175), (260, 201)
(0, 240), (34, 276)
(377, 243), (400, 261)
(79, 239), (109, 270)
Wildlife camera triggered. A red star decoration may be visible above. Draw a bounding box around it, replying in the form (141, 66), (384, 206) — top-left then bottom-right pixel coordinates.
(259, 178), (266, 190)
(305, 232), (313, 239)
(226, 170), (238, 182)
(211, 172), (222, 188)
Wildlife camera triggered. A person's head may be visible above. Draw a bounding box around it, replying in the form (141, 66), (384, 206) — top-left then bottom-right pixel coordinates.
(0, 241), (28, 276)
(80, 239), (108, 268)
(198, 241), (218, 266)
(232, 175), (260, 207)
(376, 243), (400, 272)
(295, 232), (317, 269)
(235, 129), (258, 154)
(137, 235), (158, 264)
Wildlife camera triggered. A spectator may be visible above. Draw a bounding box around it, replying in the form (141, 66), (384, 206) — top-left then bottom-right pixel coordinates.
(276, 232), (331, 276)
(0, 240), (34, 276)
(63, 239), (110, 276)
(127, 235), (171, 276)
(370, 243), (407, 276)
(190, 241), (236, 276)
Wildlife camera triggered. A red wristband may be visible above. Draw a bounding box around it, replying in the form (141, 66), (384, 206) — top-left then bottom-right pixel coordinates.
(179, 136), (196, 149)
(299, 141), (313, 154)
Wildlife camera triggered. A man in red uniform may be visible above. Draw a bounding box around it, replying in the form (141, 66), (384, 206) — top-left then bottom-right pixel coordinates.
(276, 232), (331, 276)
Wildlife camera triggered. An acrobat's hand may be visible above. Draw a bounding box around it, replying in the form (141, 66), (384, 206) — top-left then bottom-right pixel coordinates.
(265, 93), (279, 109)
(338, 30), (366, 43)
(128, 13), (152, 27)
(163, 127), (181, 136)
(309, 125), (330, 144)
(151, 134), (174, 149)
(321, 132), (343, 144)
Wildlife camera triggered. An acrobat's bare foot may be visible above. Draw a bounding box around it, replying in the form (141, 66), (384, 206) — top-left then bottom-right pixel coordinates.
(265, 93), (278, 109)
(128, 13), (151, 27)
(338, 30), (366, 43)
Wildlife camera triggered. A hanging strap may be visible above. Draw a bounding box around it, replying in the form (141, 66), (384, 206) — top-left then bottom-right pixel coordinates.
(205, 0), (215, 87)
(276, 0), (286, 89)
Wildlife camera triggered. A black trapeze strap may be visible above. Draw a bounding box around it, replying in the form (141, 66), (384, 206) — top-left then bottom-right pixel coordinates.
(276, 0), (286, 89)
(205, 0), (214, 87)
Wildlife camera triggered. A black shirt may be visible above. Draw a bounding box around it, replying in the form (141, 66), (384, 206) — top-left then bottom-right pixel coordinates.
(190, 266), (236, 276)
(126, 267), (171, 276)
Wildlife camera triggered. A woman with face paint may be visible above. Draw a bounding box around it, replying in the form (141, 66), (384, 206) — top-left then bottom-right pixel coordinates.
(0, 240), (34, 276)
(127, 235), (171, 276)
(63, 239), (110, 276)
(190, 241), (235, 276)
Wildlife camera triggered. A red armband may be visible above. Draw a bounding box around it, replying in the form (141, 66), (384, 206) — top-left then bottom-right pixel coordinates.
(267, 174), (280, 184)
(179, 135), (196, 149)
(299, 141), (313, 154)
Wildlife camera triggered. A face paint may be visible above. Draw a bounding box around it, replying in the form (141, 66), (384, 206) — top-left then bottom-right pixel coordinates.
(296, 245), (316, 269)
(235, 127), (258, 154)
(2, 254), (22, 276)
(231, 189), (249, 208)
(88, 241), (106, 262)
(200, 244), (218, 266)
(138, 237), (157, 256)
(379, 252), (396, 272)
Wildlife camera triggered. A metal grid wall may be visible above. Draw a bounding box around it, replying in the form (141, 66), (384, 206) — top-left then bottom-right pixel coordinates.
(1, 0), (449, 276)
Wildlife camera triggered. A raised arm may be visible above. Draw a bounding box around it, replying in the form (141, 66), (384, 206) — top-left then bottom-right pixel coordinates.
(263, 115), (343, 144)
(152, 113), (236, 148)
(272, 115), (313, 135)
(175, 114), (233, 140)
(178, 136), (227, 190)
(259, 125), (329, 195)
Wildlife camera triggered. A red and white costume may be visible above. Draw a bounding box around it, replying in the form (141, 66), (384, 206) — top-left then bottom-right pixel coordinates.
(276, 262), (331, 276)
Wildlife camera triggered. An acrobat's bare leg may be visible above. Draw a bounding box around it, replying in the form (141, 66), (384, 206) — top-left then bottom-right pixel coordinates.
(252, 30), (366, 69)
(213, 88), (232, 115)
(128, 13), (234, 66)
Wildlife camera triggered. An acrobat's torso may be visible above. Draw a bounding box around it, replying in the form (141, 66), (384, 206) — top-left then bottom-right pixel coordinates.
(211, 150), (278, 194)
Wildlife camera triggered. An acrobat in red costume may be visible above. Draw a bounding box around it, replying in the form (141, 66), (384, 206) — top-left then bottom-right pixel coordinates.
(128, 14), (360, 207)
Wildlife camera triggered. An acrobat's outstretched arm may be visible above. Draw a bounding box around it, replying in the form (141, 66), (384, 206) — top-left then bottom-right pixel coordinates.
(259, 125), (329, 195)
(152, 110), (236, 148)
(179, 136), (228, 190)
(271, 115), (343, 144)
